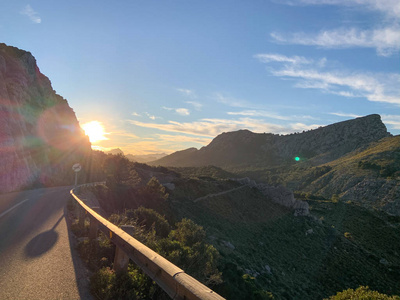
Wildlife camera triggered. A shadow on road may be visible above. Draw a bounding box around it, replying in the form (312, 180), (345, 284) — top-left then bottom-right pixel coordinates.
(24, 215), (64, 257)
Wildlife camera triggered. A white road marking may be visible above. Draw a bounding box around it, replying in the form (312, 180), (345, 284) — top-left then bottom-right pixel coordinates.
(0, 199), (30, 219)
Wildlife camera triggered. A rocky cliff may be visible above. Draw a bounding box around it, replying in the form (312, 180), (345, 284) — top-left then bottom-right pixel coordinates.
(0, 43), (91, 193)
(152, 114), (391, 169)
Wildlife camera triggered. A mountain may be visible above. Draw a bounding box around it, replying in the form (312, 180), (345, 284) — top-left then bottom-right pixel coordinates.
(0, 43), (91, 192)
(152, 114), (390, 169)
(151, 115), (400, 215)
(126, 153), (167, 163)
(105, 148), (166, 163)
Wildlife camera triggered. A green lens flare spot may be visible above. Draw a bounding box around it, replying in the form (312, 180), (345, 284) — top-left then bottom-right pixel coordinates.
(295, 157), (300, 161)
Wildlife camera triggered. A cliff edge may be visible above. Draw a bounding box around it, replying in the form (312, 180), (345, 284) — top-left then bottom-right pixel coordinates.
(0, 44), (91, 192)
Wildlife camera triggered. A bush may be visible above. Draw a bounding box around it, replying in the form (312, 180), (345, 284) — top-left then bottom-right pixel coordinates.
(325, 286), (400, 300)
(90, 266), (154, 300)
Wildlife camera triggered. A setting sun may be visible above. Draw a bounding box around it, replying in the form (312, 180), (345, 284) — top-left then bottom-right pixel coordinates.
(82, 121), (108, 143)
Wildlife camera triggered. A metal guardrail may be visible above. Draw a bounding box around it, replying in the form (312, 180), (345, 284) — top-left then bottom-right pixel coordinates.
(70, 183), (225, 300)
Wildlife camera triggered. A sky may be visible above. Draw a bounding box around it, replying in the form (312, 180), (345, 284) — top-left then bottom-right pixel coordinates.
(1, 0), (399, 155)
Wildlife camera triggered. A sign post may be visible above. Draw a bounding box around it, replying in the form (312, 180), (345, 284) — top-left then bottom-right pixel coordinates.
(72, 163), (82, 186)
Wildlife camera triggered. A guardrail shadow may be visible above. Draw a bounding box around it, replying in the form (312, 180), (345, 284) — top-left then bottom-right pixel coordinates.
(24, 214), (63, 258)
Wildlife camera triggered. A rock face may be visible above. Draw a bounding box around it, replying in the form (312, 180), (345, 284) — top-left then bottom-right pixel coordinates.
(0, 44), (91, 193)
(152, 114), (391, 169)
(233, 177), (309, 216)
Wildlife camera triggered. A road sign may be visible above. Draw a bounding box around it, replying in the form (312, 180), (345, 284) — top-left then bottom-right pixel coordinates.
(72, 163), (82, 173)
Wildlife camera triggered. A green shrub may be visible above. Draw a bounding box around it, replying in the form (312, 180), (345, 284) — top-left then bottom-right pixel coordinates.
(325, 286), (400, 300)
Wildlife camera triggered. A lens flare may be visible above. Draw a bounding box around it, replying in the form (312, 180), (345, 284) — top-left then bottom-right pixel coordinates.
(295, 156), (300, 161)
(81, 121), (108, 143)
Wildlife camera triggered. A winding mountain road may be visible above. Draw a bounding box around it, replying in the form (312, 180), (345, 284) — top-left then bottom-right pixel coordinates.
(0, 186), (92, 300)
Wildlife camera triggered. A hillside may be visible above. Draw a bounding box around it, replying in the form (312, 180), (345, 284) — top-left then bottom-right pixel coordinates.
(0, 44), (91, 192)
(151, 115), (390, 169)
(237, 135), (400, 215)
(169, 181), (400, 299)
(151, 115), (400, 215)
(88, 158), (400, 299)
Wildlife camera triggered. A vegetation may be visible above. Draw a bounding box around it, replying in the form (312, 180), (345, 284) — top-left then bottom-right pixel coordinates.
(325, 286), (400, 300)
(77, 151), (400, 299)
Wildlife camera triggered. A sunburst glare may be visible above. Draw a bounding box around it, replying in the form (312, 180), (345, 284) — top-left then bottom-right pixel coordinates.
(81, 121), (108, 143)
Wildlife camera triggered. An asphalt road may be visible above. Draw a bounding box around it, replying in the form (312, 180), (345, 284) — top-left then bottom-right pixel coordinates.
(0, 186), (93, 300)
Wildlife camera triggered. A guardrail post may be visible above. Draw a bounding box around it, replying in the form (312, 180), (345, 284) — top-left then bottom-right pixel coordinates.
(89, 207), (100, 240)
(113, 225), (135, 272)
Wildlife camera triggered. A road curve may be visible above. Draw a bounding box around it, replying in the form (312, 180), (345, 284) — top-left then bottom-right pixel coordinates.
(0, 186), (93, 300)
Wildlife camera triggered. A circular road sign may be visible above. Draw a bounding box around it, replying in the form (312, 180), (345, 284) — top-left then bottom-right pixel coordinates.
(72, 163), (82, 173)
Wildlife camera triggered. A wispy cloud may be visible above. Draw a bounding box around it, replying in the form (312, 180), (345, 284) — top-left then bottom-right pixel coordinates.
(254, 53), (312, 64)
(271, 27), (400, 57)
(176, 108), (190, 116)
(272, 0), (400, 56)
(329, 112), (362, 118)
(289, 0), (400, 19)
(163, 107), (191, 116)
(227, 110), (291, 120)
(156, 134), (212, 145)
(214, 93), (250, 108)
(228, 110), (317, 121)
(20, 5), (41, 24)
(132, 112), (141, 117)
(256, 53), (400, 105)
(129, 118), (323, 137)
(382, 114), (400, 130)
(177, 88), (197, 98)
(185, 101), (203, 110)
(145, 112), (156, 120)
(111, 131), (139, 139)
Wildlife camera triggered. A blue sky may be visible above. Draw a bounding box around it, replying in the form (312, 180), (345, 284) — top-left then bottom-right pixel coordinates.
(1, 0), (399, 154)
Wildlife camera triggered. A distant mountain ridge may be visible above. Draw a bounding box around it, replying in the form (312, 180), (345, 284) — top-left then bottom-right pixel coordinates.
(151, 114), (391, 169)
(106, 148), (166, 163)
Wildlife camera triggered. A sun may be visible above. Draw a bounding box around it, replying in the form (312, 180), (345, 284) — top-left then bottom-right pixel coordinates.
(81, 121), (108, 143)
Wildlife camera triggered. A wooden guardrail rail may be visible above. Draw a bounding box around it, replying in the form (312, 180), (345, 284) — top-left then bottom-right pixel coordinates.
(70, 184), (225, 300)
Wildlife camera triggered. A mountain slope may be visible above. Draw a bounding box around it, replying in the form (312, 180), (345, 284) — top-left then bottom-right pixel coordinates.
(0, 44), (91, 192)
(152, 115), (390, 169)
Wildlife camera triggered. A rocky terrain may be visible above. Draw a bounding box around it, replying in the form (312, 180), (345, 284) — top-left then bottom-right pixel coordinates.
(151, 114), (390, 169)
(0, 43), (91, 193)
(152, 115), (400, 215)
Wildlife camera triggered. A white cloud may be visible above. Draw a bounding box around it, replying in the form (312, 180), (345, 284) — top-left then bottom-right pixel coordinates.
(163, 107), (191, 116)
(272, 0), (400, 56)
(129, 117), (323, 137)
(282, 0), (400, 19)
(257, 55), (400, 105)
(227, 110), (291, 120)
(132, 112), (141, 117)
(214, 93), (250, 108)
(145, 112), (156, 120)
(329, 112), (362, 118)
(177, 88), (197, 98)
(271, 26), (400, 56)
(381, 114), (400, 130)
(156, 134), (212, 145)
(176, 108), (190, 116)
(111, 131), (139, 139)
(228, 110), (318, 121)
(20, 5), (41, 24)
(185, 101), (203, 110)
(254, 53), (312, 64)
